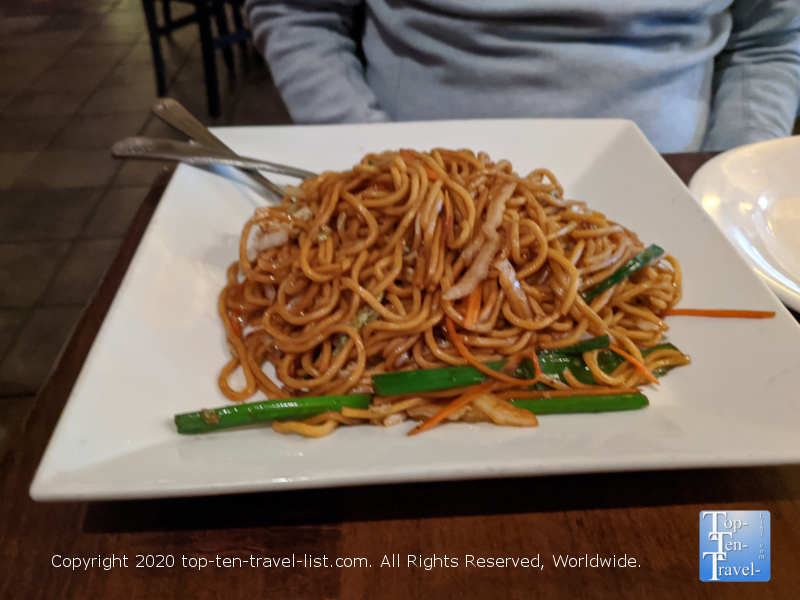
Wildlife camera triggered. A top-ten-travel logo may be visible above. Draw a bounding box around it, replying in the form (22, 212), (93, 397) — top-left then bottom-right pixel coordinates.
(699, 510), (770, 582)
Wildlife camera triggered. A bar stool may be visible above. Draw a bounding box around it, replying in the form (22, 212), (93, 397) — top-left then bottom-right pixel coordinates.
(140, 0), (251, 118)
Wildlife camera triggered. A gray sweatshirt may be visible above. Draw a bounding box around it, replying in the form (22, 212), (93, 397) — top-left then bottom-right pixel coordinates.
(246, 0), (800, 152)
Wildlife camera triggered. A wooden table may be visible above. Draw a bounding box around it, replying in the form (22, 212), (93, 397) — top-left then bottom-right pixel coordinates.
(2, 153), (798, 599)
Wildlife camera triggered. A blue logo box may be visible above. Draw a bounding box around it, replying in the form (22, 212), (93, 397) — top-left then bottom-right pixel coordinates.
(699, 511), (770, 582)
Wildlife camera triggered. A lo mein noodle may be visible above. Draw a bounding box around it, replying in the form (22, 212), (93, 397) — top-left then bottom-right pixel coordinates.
(217, 149), (688, 435)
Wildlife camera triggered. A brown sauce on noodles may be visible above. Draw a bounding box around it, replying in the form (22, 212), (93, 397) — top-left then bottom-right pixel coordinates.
(218, 148), (685, 402)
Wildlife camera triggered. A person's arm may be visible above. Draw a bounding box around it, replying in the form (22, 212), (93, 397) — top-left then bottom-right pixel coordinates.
(702, 0), (800, 150)
(245, 0), (390, 124)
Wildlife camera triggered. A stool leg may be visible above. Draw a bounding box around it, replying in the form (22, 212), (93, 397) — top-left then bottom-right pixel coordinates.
(141, 0), (168, 96)
(231, 0), (250, 65)
(162, 0), (173, 30)
(196, 1), (221, 118)
(212, 2), (235, 71)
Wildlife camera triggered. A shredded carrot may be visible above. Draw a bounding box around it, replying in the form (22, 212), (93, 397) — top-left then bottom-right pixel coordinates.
(500, 354), (523, 377)
(443, 191), (453, 238)
(399, 149), (439, 179)
(662, 309), (775, 319)
(464, 287), (482, 328)
(408, 381), (496, 436)
(609, 346), (659, 385)
(530, 351), (542, 381)
(423, 166), (440, 180)
(445, 317), (541, 385)
(495, 387), (640, 401)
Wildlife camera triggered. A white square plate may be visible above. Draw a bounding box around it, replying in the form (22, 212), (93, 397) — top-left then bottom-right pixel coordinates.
(31, 120), (800, 501)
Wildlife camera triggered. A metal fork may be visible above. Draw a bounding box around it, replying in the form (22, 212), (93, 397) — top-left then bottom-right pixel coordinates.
(112, 137), (318, 180)
(151, 98), (288, 200)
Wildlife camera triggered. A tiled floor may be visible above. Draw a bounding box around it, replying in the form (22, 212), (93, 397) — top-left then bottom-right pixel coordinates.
(0, 0), (290, 455)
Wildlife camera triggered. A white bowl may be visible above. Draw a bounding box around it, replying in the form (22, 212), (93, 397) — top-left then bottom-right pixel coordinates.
(690, 136), (800, 312)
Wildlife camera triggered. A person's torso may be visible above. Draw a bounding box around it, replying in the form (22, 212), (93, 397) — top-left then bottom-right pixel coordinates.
(362, 0), (734, 152)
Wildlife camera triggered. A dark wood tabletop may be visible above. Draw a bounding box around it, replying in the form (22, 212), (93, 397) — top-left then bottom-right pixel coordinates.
(2, 153), (797, 600)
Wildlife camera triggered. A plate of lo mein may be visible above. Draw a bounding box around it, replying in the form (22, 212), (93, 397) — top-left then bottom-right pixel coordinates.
(31, 119), (800, 501)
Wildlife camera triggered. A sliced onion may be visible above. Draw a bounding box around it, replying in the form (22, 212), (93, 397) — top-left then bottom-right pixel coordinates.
(247, 227), (288, 261)
(284, 185), (306, 199)
(482, 182), (516, 241)
(445, 184), (515, 299)
(495, 258), (533, 319)
(254, 206), (272, 220)
(407, 403), (487, 423)
(636, 319), (660, 331)
(442, 240), (497, 300)
(348, 381), (375, 395)
(656, 258), (673, 271)
(286, 293), (303, 313)
(461, 233), (485, 265)
(292, 206), (313, 221)
(473, 393), (538, 427)
(382, 413), (407, 427)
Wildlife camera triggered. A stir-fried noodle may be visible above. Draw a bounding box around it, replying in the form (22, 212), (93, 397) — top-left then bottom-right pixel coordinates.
(217, 149), (688, 433)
